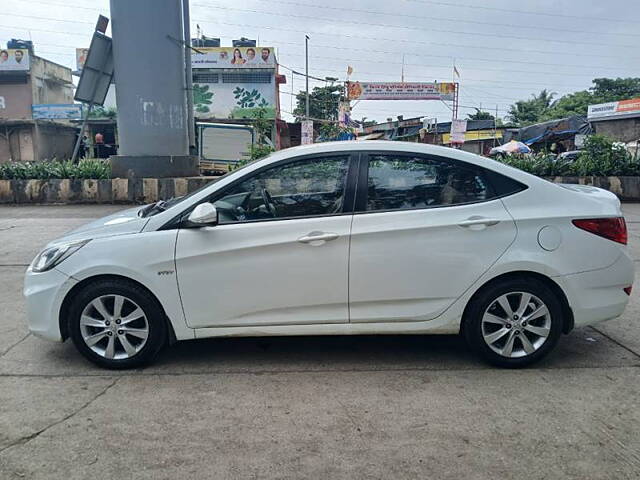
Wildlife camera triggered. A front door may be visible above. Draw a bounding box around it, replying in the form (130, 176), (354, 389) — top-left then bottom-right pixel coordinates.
(349, 152), (517, 323)
(175, 153), (355, 328)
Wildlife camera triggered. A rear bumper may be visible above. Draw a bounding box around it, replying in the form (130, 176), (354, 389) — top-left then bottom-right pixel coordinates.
(23, 267), (77, 342)
(555, 251), (634, 328)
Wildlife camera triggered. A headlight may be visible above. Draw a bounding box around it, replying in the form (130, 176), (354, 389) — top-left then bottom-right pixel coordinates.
(31, 239), (91, 273)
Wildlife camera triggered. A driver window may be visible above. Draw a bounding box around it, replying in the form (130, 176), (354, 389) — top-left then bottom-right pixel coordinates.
(213, 155), (350, 223)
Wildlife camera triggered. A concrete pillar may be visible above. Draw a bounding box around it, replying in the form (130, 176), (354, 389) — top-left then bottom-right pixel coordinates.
(109, 0), (198, 178)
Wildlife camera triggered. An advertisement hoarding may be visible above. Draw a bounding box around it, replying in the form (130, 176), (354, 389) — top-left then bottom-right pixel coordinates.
(0, 48), (30, 71)
(588, 98), (640, 121)
(191, 47), (276, 69)
(76, 48), (89, 71)
(32, 104), (83, 120)
(450, 119), (468, 144)
(301, 120), (313, 145)
(346, 81), (455, 101)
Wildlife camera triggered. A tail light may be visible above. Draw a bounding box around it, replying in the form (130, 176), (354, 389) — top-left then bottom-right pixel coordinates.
(624, 286), (633, 296)
(572, 217), (627, 245)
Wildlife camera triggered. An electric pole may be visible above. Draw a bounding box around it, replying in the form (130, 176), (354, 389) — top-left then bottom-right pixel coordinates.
(305, 35), (310, 119)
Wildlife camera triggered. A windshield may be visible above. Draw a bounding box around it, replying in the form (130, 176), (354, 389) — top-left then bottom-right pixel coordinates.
(138, 157), (269, 217)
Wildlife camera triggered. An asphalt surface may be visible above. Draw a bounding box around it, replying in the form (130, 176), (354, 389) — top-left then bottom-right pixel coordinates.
(1, 204), (639, 479)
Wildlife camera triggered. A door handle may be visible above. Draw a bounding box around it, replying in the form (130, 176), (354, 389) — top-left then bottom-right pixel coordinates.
(458, 217), (500, 228)
(297, 231), (339, 244)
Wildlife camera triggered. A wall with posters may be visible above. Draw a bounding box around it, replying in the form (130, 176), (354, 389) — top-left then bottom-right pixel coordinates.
(191, 46), (278, 120)
(193, 78), (276, 120)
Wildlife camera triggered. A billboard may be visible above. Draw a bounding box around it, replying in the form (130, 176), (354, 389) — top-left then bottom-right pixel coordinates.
(191, 46), (276, 69)
(74, 32), (113, 106)
(76, 48), (89, 71)
(32, 104), (83, 120)
(588, 98), (640, 121)
(450, 119), (467, 144)
(0, 48), (30, 71)
(347, 81), (455, 101)
(301, 120), (313, 145)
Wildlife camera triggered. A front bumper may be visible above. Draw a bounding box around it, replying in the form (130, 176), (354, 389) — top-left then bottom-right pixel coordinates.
(555, 251), (635, 328)
(23, 267), (77, 342)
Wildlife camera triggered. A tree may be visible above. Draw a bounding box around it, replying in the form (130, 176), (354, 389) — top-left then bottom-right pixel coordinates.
(506, 78), (640, 127)
(466, 108), (494, 121)
(591, 77), (640, 102)
(293, 84), (345, 122)
(359, 116), (377, 128)
(507, 89), (556, 126)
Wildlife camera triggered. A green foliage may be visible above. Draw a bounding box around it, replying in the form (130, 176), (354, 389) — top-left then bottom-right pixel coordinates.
(498, 152), (573, 176)
(467, 108), (495, 121)
(571, 134), (637, 176)
(88, 106), (117, 119)
(0, 159), (111, 180)
(193, 84), (214, 113)
(496, 135), (639, 176)
(293, 84), (345, 122)
(507, 78), (640, 126)
(507, 89), (556, 126)
(248, 144), (275, 161)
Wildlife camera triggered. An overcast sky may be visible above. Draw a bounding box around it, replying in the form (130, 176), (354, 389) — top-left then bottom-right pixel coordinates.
(2, 0), (640, 123)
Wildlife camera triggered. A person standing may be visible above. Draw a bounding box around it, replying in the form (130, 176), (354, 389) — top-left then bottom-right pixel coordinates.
(94, 132), (104, 158)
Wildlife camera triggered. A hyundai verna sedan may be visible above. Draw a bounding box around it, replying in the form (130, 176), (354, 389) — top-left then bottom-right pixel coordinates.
(24, 141), (634, 369)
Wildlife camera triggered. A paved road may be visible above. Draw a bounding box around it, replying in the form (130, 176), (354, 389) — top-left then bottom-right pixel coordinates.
(1, 204), (639, 479)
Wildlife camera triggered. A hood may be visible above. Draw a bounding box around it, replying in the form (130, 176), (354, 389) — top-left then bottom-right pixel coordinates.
(50, 206), (149, 246)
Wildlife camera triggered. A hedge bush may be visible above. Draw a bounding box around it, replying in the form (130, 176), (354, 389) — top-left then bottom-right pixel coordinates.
(0, 159), (111, 180)
(497, 135), (640, 177)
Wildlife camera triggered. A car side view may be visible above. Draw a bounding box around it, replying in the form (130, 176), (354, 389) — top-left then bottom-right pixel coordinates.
(24, 141), (634, 369)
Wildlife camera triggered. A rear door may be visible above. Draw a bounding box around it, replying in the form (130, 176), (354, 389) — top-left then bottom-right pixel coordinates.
(348, 151), (518, 323)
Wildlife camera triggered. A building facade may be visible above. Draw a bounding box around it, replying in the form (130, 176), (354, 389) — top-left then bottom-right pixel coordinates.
(0, 46), (77, 162)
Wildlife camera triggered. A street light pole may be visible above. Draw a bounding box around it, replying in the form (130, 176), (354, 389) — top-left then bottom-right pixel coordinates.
(305, 35), (310, 119)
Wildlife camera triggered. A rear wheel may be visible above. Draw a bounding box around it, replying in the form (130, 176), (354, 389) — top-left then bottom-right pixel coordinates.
(68, 279), (167, 369)
(464, 278), (563, 368)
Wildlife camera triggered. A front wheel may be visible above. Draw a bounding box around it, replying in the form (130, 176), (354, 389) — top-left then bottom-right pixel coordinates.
(68, 279), (167, 369)
(464, 278), (563, 368)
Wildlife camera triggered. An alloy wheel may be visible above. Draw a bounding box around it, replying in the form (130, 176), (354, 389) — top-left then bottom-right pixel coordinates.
(79, 294), (149, 360)
(481, 291), (551, 359)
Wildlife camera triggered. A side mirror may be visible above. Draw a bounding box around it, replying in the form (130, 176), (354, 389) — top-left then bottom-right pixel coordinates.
(187, 202), (218, 227)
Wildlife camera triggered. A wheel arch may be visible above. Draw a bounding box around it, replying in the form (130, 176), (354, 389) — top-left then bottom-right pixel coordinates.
(461, 271), (574, 335)
(59, 274), (178, 344)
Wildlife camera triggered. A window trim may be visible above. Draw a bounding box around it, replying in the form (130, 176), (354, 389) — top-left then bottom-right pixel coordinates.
(173, 151), (360, 228)
(354, 151), (522, 215)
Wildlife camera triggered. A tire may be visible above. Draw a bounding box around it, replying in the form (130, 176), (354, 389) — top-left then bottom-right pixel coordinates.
(463, 277), (563, 368)
(68, 278), (168, 369)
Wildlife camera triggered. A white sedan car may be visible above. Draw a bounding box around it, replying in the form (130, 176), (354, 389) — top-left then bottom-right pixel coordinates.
(24, 141), (633, 369)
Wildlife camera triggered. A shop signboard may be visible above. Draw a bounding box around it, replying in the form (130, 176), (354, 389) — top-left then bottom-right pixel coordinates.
(346, 81), (455, 101)
(588, 98), (640, 121)
(443, 128), (502, 144)
(32, 104), (83, 120)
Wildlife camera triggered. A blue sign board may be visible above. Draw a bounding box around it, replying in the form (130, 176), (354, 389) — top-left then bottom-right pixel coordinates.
(32, 104), (83, 120)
